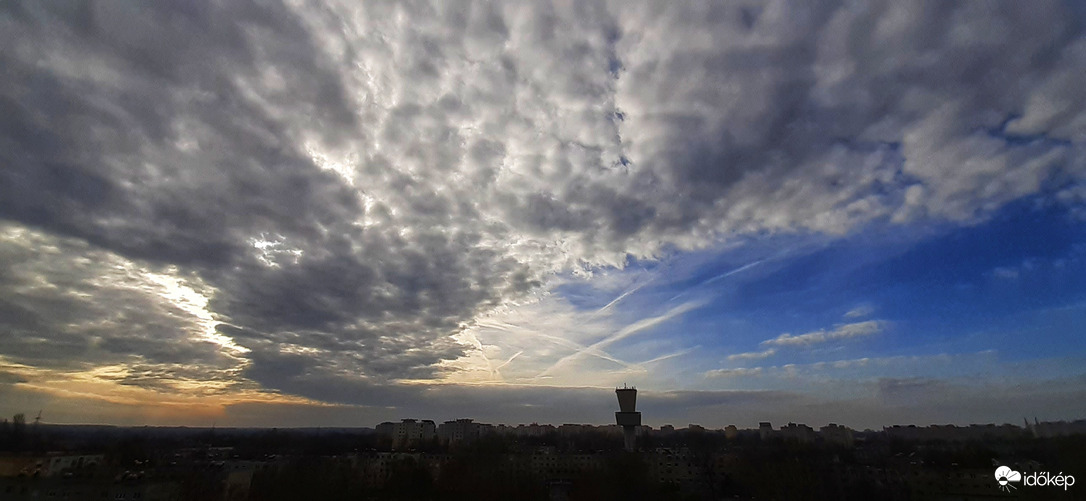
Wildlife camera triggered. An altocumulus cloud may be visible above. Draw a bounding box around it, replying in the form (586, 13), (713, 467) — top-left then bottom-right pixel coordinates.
(1, 0), (1085, 415)
(763, 320), (884, 348)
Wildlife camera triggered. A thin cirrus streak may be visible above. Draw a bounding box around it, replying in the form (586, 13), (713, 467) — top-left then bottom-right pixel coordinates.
(535, 300), (708, 379)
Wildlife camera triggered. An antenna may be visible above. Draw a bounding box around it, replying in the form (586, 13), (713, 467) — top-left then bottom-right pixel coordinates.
(33, 410), (42, 426)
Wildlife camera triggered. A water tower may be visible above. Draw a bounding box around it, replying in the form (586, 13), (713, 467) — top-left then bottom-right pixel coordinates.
(615, 385), (640, 452)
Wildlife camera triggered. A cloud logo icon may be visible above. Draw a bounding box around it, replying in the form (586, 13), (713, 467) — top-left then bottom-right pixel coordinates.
(995, 466), (1022, 491)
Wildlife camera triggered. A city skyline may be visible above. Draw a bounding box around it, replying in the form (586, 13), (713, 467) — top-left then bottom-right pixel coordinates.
(2, 1), (1086, 430)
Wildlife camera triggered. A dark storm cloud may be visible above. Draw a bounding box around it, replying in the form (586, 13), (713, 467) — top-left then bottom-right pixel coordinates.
(0, 0), (1084, 405)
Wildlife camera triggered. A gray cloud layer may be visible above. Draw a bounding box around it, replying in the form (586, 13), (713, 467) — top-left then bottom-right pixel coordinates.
(1, 1), (1085, 406)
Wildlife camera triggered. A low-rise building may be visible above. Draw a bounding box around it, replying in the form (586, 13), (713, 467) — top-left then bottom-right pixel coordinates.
(819, 423), (855, 447)
(780, 422), (816, 443)
(759, 422), (774, 440)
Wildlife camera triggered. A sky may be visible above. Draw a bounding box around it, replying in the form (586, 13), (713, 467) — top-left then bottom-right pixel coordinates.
(1, 0), (1085, 430)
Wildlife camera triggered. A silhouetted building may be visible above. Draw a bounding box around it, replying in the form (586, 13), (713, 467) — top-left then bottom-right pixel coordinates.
(615, 386), (641, 452)
(758, 421), (774, 440)
(1031, 419), (1086, 438)
(376, 419), (436, 448)
(884, 423), (1026, 441)
(780, 422), (816, 443)
(530, 447), (603, 479)
(558, 424), (591, 437)
(819, 423), (855, 446)
(506, 423), (556, 437)
(437, 419), (481, 445)
(647, 448), (708, 493)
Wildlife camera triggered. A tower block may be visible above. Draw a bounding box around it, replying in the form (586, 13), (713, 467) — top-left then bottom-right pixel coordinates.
(615, 385), (641, 452)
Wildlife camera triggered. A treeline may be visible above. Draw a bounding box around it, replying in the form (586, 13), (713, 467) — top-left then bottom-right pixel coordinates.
(0, 413), (33, 452)
(246, 452), (684, 501)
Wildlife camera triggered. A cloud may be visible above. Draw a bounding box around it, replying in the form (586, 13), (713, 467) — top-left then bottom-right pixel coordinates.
(0, 371), (27, 386)
(844, 304), (874, 318)
(874, 377), (948, 399)
(726, 348), (777, 361)
(763, 320), (883, 347)
(704, 367), (764, 378)
(536, 299), (705, 379)
(700, 352), (1015, 392)
(0, 223), (247, 395)
(0, 0), (1084, 410)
